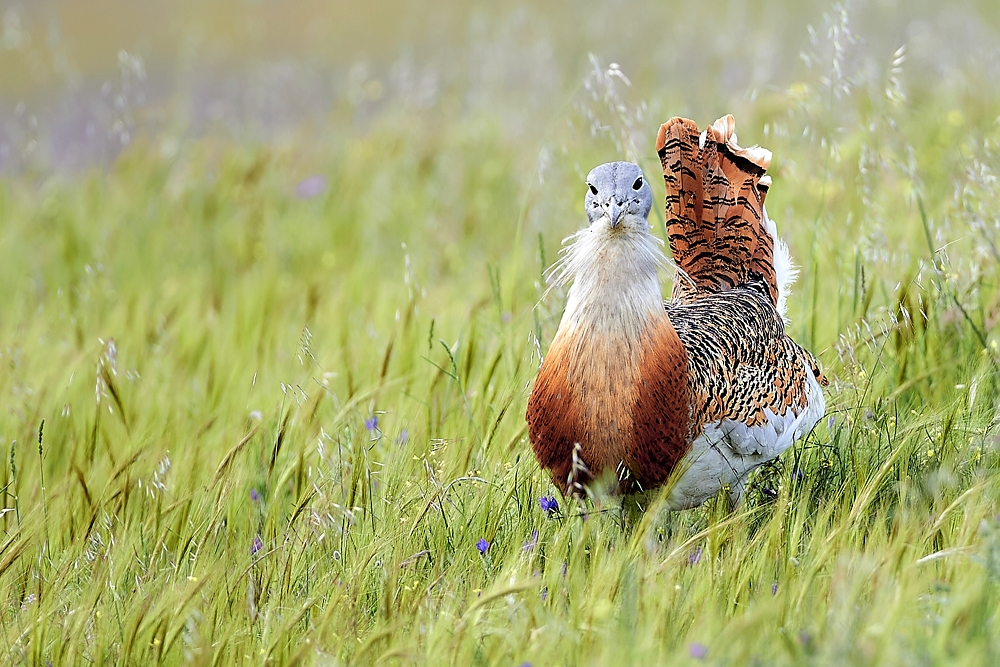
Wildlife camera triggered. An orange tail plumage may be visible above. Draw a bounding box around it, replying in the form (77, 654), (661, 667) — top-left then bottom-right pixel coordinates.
(655, 115), (778, 305)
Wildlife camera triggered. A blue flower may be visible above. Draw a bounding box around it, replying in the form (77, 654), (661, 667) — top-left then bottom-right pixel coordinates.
(251, 535), (263, 555)
(689, 642), (708, 659)
(399, 429), (409, 444)
(365, 416), (379, 432)
(522, 530), (539, 552)
(476, 538), (489, 555)
(688, 547), (702, 566)
(295, 175), (327, 200)
(539, 496), (559, 514)
(250, 488), (260, 503)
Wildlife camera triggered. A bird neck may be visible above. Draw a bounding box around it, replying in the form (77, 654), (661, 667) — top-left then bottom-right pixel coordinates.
(557, 227), (668, 339)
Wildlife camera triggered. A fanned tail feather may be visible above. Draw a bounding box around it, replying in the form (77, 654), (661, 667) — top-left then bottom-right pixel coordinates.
(655, 115), (785, 307)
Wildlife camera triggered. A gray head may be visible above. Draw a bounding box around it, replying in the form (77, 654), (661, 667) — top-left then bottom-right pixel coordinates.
(584, 161), (653, 231)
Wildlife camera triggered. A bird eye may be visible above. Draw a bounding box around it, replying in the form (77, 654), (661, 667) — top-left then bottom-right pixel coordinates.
(588, 184), (598, 196)
(632, 176), (643, 190)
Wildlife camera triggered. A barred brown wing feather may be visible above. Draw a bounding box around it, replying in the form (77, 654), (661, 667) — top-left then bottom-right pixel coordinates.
(665, 287), (822, 446)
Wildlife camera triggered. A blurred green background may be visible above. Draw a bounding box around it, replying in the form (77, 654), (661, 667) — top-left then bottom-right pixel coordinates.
(3, 0), (1000, 170)
(2, 1), (1000, 665)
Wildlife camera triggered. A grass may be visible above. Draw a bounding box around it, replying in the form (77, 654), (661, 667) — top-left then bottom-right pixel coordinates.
(2, 5), (1000, 666)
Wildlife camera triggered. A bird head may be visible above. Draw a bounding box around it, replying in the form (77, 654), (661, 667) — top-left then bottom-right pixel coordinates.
(584, 161), (653, 233)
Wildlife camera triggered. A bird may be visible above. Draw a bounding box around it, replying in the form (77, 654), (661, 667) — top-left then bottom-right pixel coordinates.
(526, 114), (827, 509)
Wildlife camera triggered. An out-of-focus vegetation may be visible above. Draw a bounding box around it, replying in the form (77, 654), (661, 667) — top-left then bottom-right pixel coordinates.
(1, 1), (1000, 664)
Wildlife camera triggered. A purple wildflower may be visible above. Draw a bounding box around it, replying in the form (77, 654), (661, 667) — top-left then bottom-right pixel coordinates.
(250, 488), (260, 503)
(476, 538), (489, 555)
(561, 560), (568, 576)
(793, 468), (806, 481)
(522, 530), (539, 552)
(364, 416), (379, 432)
(689, 642), (708, 659)
(539, 496), (559, 514)
(251, 535), (263, 555)
(540, 588), (548, 601)
(399, 429), (409, 444)
(762, 487), (778, 500)
(295, 175), (327, 200)
(771, 582), (779, 595)
(827, 414), (836, 431)
(688, 547), (703, 566)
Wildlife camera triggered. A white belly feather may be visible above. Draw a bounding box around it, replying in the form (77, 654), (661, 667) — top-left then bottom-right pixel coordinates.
(666, 370), (826, 510)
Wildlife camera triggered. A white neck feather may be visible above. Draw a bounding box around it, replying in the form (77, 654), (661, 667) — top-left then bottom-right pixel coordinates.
(548, 223), (669, 339)
(762, 205), (798, 324)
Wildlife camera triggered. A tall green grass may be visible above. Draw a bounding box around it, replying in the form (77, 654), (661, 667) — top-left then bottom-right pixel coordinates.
(2, 11), (1000, 667)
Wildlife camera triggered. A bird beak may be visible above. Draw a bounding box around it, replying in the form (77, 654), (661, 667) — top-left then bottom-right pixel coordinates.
(608, 201), (622, 228)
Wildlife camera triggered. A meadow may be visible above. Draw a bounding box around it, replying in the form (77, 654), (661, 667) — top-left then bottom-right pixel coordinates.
(2, 1), (1000, 665)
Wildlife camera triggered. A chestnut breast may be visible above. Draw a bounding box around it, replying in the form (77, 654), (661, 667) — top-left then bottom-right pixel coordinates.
(526, 313), (691, 493)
